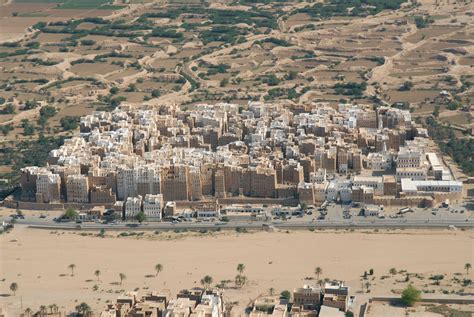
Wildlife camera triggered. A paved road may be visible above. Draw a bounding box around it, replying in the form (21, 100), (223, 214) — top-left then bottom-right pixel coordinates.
(6, 218), (474, 231)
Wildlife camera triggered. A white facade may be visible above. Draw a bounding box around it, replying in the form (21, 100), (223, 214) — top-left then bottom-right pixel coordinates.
(196, 210), (219, 218)
(117, 168), (136, 200)
(401, 179), (463, 194)
(310, 168), (327, 183)
(352, 176), (383, 196)
(396, 167), (427, 181)
(125, 195), (142, 218)
(366, 152), (392, 171)
(143, 194), (163, 219)
(397, 149), (422, 168)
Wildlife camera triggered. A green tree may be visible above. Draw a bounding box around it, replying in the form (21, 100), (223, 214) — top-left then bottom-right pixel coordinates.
(95, 269), (101, 282)
(0, 124), (14, 136)
(68, 264), (76, 276)
(136, 211), (146, 223)
(75, 302), (91, 316)
(389, 268), (397, 276)
(401, 285), (421, 306)
(9, 282), (18, 296)
(21, 119), (35, 136)
(280, 290), (291, 300)
(151, 89), (161, 98)
(119, 273), (126, 286)
(465, 263), (471, 275)
(0, 103), (15, 114)
(200, 275), (213, 289)
(155, 263), (163, 277)
(269, 287), (275, 296)
(60, 116), (80, 131)
(64, 208), (78, 220)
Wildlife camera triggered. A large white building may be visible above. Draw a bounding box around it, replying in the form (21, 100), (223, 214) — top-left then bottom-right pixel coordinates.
(125, 195), (143, 218)
(142, 194), (163, 220)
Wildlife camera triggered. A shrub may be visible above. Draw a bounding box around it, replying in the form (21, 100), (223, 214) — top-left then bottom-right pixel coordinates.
(401, 285), (421, 306)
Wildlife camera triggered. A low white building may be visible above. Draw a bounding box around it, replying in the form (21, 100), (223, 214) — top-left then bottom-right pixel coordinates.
(319, 305), (345, 317)
(401, 179), (463, 194)
(366, 152), (392, 171)
(352, 176), (383, 196)
(196, 210), (219, 218)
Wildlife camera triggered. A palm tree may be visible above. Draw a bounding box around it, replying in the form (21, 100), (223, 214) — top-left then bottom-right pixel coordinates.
(119, 273), (126, 286)
(389, 268), (397, 276)
(237, 263), (246, 276)
(465, 263), (471, 275)
(95, 269), (101, 282)
(68, 264), (76, 276)
(269, 287), (275, 296)
(314, 267), (322, 280)
(51, 304), (59, 313)
(155, 263), (163, 277)
(9, 282), (18, 296)
(23, 308), (33, 317)
(200, 275), (213, 289)
(39, 305), (47, 317)
(235, 275), (247, 288)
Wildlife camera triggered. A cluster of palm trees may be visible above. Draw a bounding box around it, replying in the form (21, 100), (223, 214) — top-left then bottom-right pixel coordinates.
(22, 304), (59, 317)
(17, 261), (472, 316)
(64, 263), (165, 288)
(200, 275), (214, 289)
(235, 263), (247, 288)
(75, 302), (92, 316)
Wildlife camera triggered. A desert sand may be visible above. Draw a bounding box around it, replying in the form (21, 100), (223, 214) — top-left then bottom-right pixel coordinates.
(0, 227), (473, 315)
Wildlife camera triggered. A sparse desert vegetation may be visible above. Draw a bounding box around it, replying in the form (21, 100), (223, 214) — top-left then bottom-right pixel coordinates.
(0, 0), (472, 187)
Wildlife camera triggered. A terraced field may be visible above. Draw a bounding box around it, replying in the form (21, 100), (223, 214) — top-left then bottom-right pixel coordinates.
(0, 0), (473, 182)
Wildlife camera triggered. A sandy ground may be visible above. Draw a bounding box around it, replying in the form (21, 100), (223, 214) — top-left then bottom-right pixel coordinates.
(0, 227), (473, 315)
